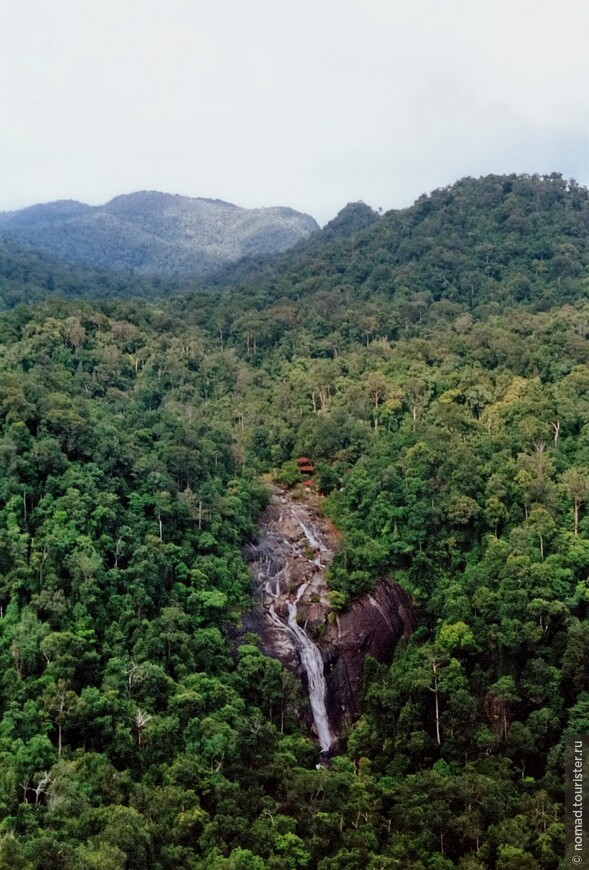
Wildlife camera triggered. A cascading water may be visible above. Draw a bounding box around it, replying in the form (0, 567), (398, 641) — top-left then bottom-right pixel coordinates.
(249, 489), (335, 752)
(266, 602), (333, 751)
(286, 602), (333, 751)
(247, 486), (415, 743)
(293, 508), (328, 551)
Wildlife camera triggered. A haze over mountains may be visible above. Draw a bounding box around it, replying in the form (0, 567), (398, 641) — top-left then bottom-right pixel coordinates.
(2, 173), (589, 314)
(0, 191), (320, 277)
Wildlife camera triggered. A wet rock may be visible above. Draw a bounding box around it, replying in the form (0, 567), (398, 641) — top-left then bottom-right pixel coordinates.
(242, 605), (302, 676)
(245, 486), (415, 742)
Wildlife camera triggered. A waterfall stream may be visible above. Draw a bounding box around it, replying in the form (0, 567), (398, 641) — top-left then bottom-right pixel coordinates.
(267, 602), (333, 751)
(249, 489), (335, 752)
(247, 487), (415, 748)
(286, 602), (333, 751)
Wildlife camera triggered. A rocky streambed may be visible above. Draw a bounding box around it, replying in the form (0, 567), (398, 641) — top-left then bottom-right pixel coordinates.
(244, 487), (414, 749)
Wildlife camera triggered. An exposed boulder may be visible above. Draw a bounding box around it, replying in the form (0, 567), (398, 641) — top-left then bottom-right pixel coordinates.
(243, 603), (302, 677)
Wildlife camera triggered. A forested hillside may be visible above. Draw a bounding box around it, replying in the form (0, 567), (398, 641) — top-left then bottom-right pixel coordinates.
(205, 172), (589, 312)
(0, 173), (587, 868)
(0, 239), (182, 309)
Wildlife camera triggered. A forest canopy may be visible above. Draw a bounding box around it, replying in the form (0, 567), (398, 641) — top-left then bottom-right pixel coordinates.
(0, 173), (586, 868)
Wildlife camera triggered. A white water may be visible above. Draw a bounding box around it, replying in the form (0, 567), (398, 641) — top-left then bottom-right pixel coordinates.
(296, 582), (308, 601)
(268, 604), (289, 633)
(293, 508), (327, 551)
(286, 602), (333, 752)
(252, 492), (335, 753)
(267, 603), (333, 751)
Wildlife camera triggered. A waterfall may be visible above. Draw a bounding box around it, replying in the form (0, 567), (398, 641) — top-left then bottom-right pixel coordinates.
(250, 489), (335, 752)
(293, 510), (325, 551)
(296, 583), (308, 601)
(286, 602), (333, 752)
(267, 603), (333, 751)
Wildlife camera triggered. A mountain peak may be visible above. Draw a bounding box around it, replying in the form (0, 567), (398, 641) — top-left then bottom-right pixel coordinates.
(322, 201), (380, 240)
(0, 192), (319, 276)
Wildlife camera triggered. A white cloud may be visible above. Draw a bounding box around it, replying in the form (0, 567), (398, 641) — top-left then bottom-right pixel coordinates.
(2, 0), (589, 223)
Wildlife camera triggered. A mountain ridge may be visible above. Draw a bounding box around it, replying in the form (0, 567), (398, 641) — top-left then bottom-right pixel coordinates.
(0, 190), (320, 277)
(203, 172), (589, 313)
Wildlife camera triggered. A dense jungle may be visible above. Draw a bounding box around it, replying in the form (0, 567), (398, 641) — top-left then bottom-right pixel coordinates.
(0, 173), (588, 868)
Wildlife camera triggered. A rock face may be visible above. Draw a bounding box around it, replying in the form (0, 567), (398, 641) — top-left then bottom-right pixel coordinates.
(0, 192), (319, 277)
(244, 488), (414, 744)
(323, 580), (414, 730)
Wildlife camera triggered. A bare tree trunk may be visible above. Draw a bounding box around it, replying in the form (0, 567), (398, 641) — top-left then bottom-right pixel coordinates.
(428, 660), (441, 746)
(551, 420), (560, 449)
(433, 677), (441, 746)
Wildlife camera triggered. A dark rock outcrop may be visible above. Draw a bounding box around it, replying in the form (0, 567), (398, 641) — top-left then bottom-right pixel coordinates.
(323, 580), (414, 731)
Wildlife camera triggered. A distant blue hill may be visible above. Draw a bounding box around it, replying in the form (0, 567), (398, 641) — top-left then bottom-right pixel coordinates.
(0, 191), (320, 276)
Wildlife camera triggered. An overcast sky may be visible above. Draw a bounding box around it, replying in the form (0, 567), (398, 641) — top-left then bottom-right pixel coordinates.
(2, 0), (589, 224)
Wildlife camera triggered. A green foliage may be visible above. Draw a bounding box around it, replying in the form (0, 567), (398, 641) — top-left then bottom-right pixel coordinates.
(273, 460), (302, 488)
(0, 173), (587, 867)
